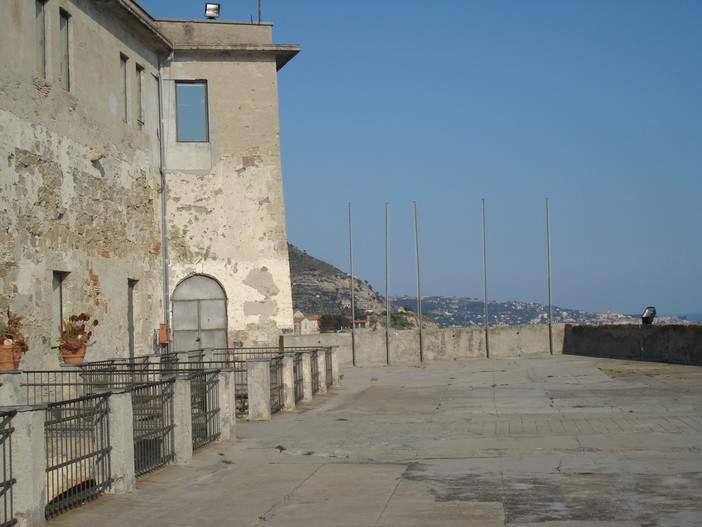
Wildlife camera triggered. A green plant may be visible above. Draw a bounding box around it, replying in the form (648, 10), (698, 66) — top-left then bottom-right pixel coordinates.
(0, 309), (29, 353)
(58, 313), (98, 352)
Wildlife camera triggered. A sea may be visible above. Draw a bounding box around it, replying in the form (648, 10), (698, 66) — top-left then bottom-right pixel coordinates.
(674, 313), (702, 324)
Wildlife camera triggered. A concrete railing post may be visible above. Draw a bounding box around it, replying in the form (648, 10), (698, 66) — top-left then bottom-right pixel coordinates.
(173, 376), (193, 464)
(316, 350), (327, 394)
(105, 389), (136, 493)
(300, 351), (313, 402)
(247, 359), (271, 421)
(202, 348), (215, 365)
(281, 354), (295, 411)
(11, 407), (47, 527)
(217, 369), (236, 440)
(0, 372), (22, 406)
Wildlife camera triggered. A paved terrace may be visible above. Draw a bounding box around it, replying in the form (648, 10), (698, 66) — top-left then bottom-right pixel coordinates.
(51, 355), (702, 527)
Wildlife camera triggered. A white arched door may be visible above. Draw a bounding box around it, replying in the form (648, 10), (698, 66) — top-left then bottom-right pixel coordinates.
(172, 275), (228, 352)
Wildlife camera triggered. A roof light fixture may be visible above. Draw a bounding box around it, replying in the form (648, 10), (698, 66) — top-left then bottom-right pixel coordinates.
(204, 3), (220, 19)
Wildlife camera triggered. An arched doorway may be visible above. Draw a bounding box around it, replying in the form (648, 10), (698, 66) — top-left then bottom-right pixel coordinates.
(172, 275), (228, 352)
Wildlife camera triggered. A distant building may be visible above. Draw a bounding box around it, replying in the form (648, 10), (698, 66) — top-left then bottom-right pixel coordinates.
(293, 314), (320, 335)
(1, 0), (299, 368)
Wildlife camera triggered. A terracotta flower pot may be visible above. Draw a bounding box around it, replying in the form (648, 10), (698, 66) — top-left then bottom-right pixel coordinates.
(0, 344), (22, 371)
(60, 343), (87, 365)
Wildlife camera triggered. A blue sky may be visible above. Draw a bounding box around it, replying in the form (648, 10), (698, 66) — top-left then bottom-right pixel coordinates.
(139, 1), (701, 317)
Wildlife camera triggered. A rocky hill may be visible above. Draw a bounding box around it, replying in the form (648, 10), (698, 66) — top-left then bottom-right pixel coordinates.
(288, 244), (386, 315)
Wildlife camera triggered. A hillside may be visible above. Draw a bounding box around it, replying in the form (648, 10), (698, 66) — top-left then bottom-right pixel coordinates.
(390, 296), (689, 327)
(288, 244), (690, 326)
(287, 244), (386, 315)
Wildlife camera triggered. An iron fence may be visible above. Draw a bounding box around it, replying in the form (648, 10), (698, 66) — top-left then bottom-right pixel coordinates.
(130, 380), (175, 477)
(190, 371), (220, 451)
(269, 357), (284, 414)
(44, 393), (111, 519)
(22, 370), (160, 405)
(324, 348), (333, 387)
(208, 349), (284, 411)
(310, 349), (320, 395)
(293, 353), (303, 403)
(0, 411), (16, 527)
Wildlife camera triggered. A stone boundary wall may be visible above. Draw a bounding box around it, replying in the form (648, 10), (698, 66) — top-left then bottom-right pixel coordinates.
(562, 324), (702, 365)
(282, 324), (566, 367)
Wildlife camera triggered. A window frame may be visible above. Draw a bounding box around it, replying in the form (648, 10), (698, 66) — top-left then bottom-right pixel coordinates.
(35, 0), (47, 78)
(175, 80), (210, 143)
(52, 271), (68, 348)
(136, 64), (145, 128)
(59, 9), (71, 90)
(120, 53), (129, 123)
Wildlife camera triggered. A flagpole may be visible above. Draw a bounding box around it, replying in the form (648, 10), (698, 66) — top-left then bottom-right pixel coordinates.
(482, 198), (490, 358)
(348, 202), (356, 366)
(413, 201), (424, 362)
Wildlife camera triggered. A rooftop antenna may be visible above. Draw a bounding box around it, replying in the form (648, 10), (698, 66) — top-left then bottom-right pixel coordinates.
(259, 0), (262, 24)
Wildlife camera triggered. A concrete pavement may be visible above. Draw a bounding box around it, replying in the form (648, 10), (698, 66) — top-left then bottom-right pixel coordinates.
(50, 355), (702, 526)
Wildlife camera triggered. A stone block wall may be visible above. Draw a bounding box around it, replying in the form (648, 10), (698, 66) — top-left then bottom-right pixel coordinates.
(563, 324), (702, 365)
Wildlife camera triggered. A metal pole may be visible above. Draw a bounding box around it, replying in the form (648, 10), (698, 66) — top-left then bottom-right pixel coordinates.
(258, 0), (262, 24)
(348, 203), (356, 366)
(482, 198), (490, 358)
(385, 202), (391, 365)
(546, 198), (554, 355)
(413, 201), (424, 362)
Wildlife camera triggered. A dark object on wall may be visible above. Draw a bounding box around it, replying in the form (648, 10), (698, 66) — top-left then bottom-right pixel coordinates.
(641, 306), (656, 325)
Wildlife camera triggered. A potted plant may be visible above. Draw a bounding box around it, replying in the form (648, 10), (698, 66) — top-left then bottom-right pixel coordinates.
(0, 310), (29, 371)
(58, 313), (98, 365)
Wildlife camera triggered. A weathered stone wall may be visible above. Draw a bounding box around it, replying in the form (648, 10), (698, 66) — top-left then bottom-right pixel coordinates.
(1, 0), (166, 368)
(1, 1), (298, 365)
(161, 24), (295, 345)
(563, 324), (702, 365)
(282, 324), (565, 367)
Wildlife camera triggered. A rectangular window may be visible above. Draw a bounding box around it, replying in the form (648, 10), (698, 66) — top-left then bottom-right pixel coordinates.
(136, 64), (144, 128)
(35, 1), (46, 78)
(52, 271), (68, 347)
(176, 81), (209, 142)
(120, 54), (128, 123)
(59, 10), (71, 90)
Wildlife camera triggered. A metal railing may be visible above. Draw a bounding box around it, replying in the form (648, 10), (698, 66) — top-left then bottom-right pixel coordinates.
(269, 357), (284, 414)
(209, 348), (284, 413)
(44, 393), (111, 519)
(292, 353), (304, 403)
(310, 349), (320, 395)
(0, 411), (16, 527)
(22, 370), (160, 405)
(130, 380), (175, 477)
(190, 371), (220, 451)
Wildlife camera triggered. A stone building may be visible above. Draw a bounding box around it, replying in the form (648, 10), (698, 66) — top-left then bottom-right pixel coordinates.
(0, 0), (298, 368)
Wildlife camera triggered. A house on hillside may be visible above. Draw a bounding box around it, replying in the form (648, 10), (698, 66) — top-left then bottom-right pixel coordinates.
(0, 0), (298, 368)
(293, 314), (320, 335)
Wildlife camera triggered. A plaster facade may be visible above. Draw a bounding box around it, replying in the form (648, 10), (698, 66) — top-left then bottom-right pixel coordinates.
(1, 0), (298, 368)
